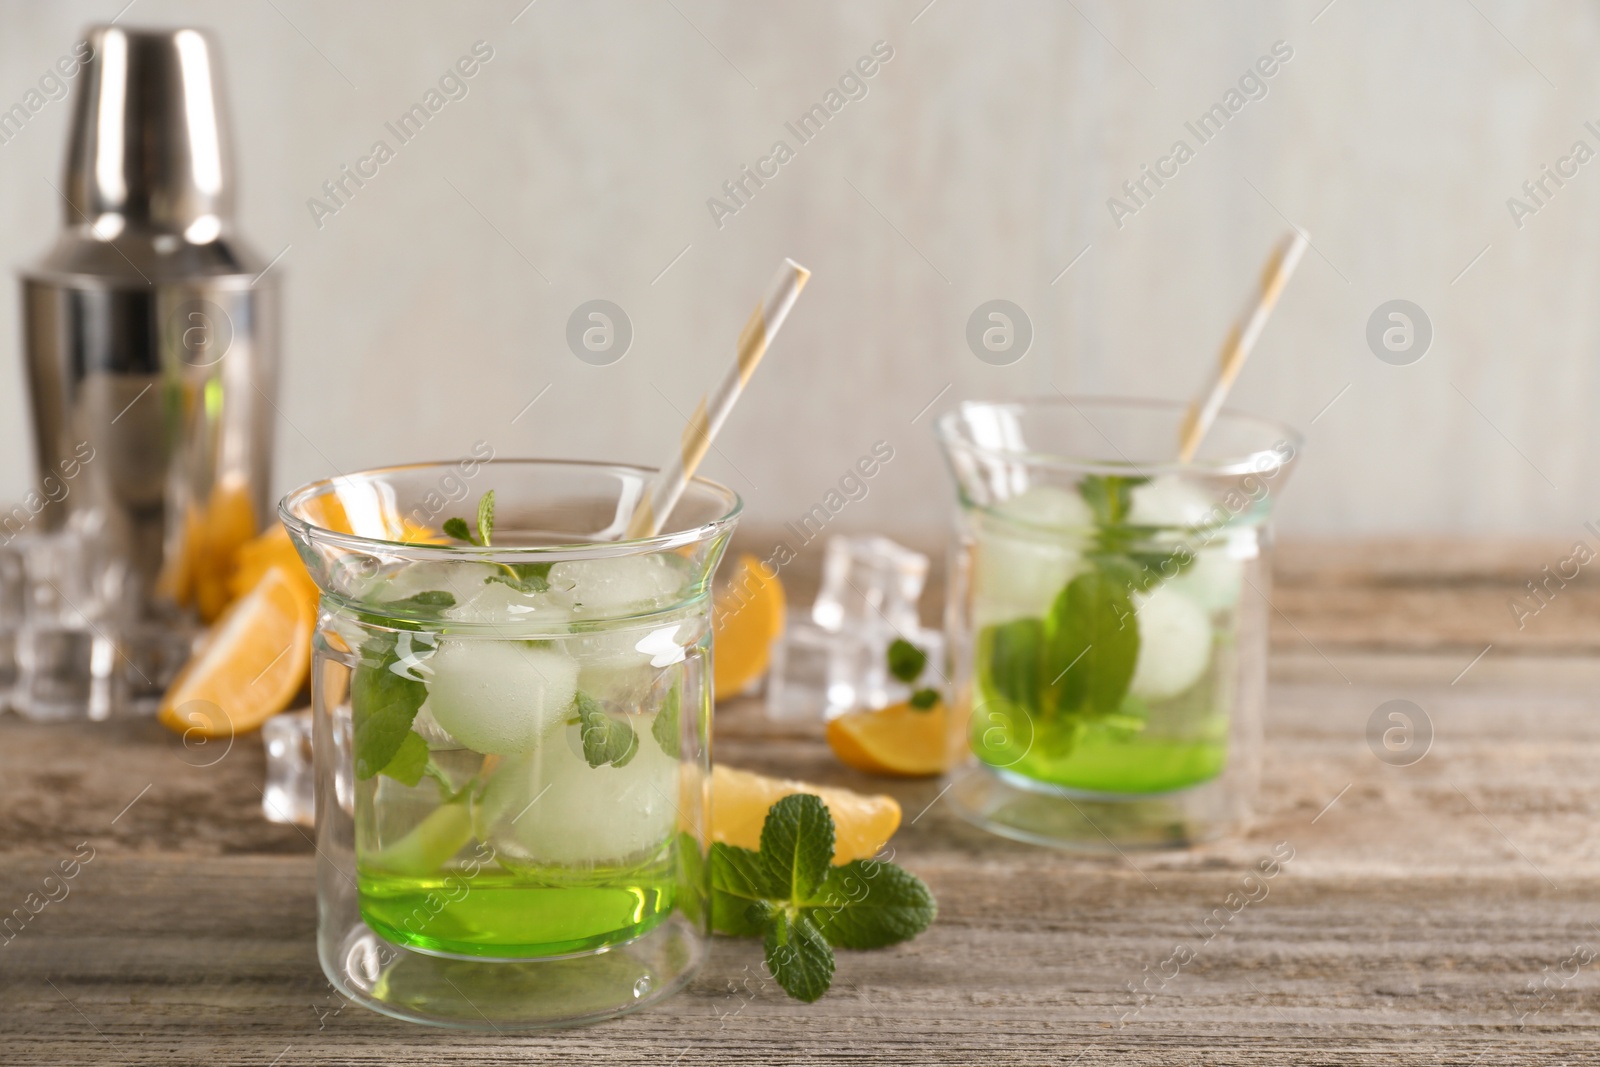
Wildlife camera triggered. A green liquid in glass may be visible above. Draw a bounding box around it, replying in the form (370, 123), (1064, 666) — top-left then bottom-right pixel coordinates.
(971, 625), (1231, 795)
(358, 862), (676, 958)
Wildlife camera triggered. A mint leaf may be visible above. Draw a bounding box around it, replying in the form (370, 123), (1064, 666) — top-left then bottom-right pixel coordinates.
(485, 561), (553, 594)
(763, 909), (835, 1003)
(982, 618), (1043, 710)
(1046, 570), (1138, 716)
(351, 634), (431, 779)
(887, 638), (926, 683)
(710, 842), (775, 937)
(1092, 549), (1192, 595)
(807, 860), (937, 949)
(355, 590), (456, 631)
(380, 730), (430, 787)
(652, 685), (680, 757)
(760, 793), (834, 904)
(1078, 474), (1145, 526)
(573, 691), (639, 768)
(442, 516), (476, 545)
(386, 590), (456, 611)
(908, 687), (940, 710)
(476, 489), (495, 547)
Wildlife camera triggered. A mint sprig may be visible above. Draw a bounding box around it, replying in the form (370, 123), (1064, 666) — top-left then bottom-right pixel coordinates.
(708, 793), (937, 1002)
(886, 637), (941, 713)
(444, 490), (556, 593)
(887, 638), (926, 683)
(477, 491), (495, 547)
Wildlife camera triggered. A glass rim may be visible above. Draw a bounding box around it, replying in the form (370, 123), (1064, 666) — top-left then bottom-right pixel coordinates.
(934, 395), (1303, 478)
(278, 457), (743, 562)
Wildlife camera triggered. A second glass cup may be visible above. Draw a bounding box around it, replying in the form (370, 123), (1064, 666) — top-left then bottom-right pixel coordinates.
(282, 459), (739, 1029)
(936, 399), (1300, 851)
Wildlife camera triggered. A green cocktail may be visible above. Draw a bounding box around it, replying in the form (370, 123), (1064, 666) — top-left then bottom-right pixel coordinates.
(937, 399), (1297, 849)
(966, 476), (1238, 795)
(286, 461), (737, 1028)
(344, 552), (700, 959)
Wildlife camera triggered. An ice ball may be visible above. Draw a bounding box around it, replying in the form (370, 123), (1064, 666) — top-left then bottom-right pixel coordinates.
(1128, 476), (1218, 529)
(421, 639), (578, 755)
(476, 713), (679, 867)
(1130, 584), (1213, 701)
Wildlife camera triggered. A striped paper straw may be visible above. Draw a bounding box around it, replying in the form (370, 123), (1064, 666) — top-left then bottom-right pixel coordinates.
(1176, 230), (1308, 463)
(624, 257), (811, 539)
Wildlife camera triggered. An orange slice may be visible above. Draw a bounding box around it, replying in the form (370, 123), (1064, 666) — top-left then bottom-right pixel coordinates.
(711, 764), (900, 864)
(194, 482), (260, 623)
(158, 565), (315, 740)
(712, 555), (785, 700)
(229, 523), (318, 604)
(827, 700), (951, 778)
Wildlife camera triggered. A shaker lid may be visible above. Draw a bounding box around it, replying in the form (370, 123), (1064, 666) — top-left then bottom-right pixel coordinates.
(63, 24), (238, 235)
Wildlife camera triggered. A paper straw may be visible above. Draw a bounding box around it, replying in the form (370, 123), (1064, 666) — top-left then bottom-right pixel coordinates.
(624, 257), (811, 539)
(1176, 230), (1308, 463)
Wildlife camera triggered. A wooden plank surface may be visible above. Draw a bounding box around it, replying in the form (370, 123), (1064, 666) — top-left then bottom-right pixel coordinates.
(3, 539), (1598, 1064)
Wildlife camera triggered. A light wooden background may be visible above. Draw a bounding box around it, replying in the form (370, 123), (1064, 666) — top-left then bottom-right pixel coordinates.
(0, 0), (1595, 545)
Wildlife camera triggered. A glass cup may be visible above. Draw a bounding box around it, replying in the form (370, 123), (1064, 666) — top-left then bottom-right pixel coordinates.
(935, 398), (1300, 850)
(281, 460), (739, 1029)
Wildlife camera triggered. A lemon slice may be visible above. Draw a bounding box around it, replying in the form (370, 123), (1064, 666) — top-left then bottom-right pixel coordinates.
(827, 700), (951, 778)
(711, 555), (786, 700)
(711, 764), (900, 864)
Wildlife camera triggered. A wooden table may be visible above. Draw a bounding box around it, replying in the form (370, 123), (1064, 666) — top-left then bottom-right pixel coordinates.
(3, 539), (1597, 1064)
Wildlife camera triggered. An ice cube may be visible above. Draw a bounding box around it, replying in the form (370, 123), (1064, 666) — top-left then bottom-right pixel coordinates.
(421, 639), (578, 755)
(549, 554), (687, 618)
(1128, 476), (1218, 529)
(442, 577), (575, 630)
(375, 560), (500, 606)
(475, 712), (679, 867)
(261, 709), (315, 826)
(995, 485), (1095, 530)
(970, 487), (1094, 625)
(765, 614), (838, 721)
(1130, 584), (1212, 701)
(1166, 545), (1243, 612)
(812, 536), (928, 635)
(824, 624), (943, 719)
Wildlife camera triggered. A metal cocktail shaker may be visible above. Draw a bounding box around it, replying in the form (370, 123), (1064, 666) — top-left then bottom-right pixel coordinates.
(20, 24), (279, 624)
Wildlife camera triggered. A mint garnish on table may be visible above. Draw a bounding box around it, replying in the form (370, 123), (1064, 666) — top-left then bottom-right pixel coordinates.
(886, 637), (941, 710)
(709, 793), (937, 1002)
